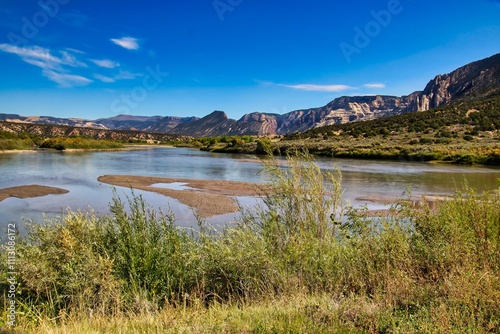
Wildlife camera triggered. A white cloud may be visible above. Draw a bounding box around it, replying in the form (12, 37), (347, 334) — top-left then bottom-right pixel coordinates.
(94, 74), (116, 83)
(114, 70), (142, 80)
(43, 70), (92, 88)
(0, 44), (87, 69)
(279, 83), (354, 92)
(90, 59), (120, 68)
(65, 48), (85, 54)
(0, 43), (91, 87)
(110, 37), (140, 50)
(363, 83), (386, 89)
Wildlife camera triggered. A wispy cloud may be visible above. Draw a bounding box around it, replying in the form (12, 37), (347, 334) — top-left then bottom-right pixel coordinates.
(279, 83), (354, 92)
(65, 48), (85, 54)
(0, 44), (86, 69)
(0, 42), (150, 87)
(90, 59), (120, 69)
(93, 74), (116, 83)
(111, 37), (140, 50)
(114, 70), (142, 80)
(93, 70), (141, 83)
(0, 43), (91, 87)
(43, 70), (92, 87)
(363, 83), (386, 89)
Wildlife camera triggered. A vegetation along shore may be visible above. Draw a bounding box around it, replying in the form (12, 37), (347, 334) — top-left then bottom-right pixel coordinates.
(1, 153), (499, 333)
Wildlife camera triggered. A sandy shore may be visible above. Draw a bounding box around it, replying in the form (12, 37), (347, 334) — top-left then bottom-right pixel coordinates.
(0, 149), (38, 154)
(0, 185), (69, 202)
(98, 175), (267, 218)
(356, 194), (451, 209)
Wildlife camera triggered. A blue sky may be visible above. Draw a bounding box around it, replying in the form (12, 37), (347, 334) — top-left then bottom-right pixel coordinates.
(0, 0), (499, 120)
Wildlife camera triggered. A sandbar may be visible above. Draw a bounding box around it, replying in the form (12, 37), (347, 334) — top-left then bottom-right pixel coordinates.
(98, 175), (267, 218)
(0, 185), (69, 202)
(356, 194), (451, 209)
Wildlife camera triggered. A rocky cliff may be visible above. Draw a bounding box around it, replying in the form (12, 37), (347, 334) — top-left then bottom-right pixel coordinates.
(409, 53), (500, 111)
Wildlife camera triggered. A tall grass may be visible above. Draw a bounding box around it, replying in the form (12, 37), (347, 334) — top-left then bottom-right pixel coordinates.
(1, 153), (499, 333)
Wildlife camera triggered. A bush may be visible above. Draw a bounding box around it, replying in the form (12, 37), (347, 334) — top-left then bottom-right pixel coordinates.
(40, 137), (124, 150)
(463, 134), (474, 141)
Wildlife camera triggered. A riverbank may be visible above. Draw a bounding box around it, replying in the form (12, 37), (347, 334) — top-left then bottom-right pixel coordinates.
(0, 144), (176, 154)
(202, 138), (500, 166)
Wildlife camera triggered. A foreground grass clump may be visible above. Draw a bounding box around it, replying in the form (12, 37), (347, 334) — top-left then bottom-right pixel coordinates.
(1, 153), (499, 333)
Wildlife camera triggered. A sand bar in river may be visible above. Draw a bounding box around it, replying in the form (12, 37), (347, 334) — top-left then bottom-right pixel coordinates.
(0, 185), (69, 202)
(98, 175), (267, 218)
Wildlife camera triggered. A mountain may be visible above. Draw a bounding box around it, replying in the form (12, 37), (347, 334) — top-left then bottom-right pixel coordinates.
(145, 116), (200, 133)
(1, 53), (499, 137)
(94, 114), (164, 131)
(0, 113), (197, 133)
(0, 113), (108, 129)
(168, 111), (236, 137)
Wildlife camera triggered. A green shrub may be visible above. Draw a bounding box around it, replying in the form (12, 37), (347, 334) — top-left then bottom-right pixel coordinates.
(463, 134), (474, 141)
(40, 137), (124, 150)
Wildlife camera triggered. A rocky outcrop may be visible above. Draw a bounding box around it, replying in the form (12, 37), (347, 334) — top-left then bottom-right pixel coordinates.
(277, 95), (410, 134)
(405, 53), (500, 111)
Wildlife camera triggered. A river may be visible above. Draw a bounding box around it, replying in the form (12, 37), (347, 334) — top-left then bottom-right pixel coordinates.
(1, 147), (499, 232)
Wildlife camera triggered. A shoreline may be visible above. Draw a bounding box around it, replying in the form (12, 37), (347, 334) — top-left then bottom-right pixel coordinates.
(0, 145), (176, 154)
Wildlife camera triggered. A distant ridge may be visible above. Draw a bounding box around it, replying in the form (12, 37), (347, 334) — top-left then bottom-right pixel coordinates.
(1, 53), (499, 137)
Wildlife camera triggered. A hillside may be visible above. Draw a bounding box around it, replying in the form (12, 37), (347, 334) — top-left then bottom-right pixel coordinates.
(204, 96), (500, 165)
(0, 121), (191, 143)
(287, 96), (500, 140)
(2, 53), (499, 137)
(279, 96), (500, 165)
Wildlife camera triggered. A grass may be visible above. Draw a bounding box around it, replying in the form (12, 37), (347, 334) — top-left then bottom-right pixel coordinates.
(0, 131), (37, 151)
(39, 137), (124, 150)
(0, 131), (125, 151)
(1, 152), (499, 333)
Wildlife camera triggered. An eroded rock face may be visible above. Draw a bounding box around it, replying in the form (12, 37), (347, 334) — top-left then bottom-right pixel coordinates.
(408, 53), (500, 112)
